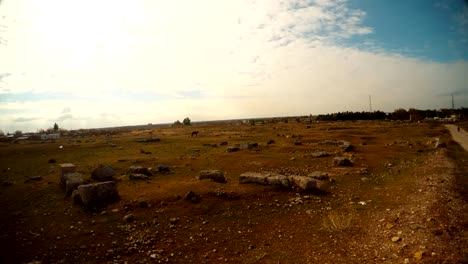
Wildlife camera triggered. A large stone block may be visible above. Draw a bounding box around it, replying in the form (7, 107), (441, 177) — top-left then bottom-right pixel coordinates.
(77, 181), (120, 209)
(62, 172), (84, 196)
(59, 163), (76, 186)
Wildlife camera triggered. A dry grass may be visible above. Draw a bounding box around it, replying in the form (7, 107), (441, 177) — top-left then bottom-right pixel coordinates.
(321, 211), (353, 232)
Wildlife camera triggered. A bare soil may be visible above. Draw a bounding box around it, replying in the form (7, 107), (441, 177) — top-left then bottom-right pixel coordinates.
(0, 121), (466, 264)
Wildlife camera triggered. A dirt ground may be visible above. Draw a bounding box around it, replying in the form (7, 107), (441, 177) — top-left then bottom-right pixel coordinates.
(0, 121), (466, 264)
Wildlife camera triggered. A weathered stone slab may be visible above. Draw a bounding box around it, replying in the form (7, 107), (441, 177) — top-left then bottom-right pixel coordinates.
(265, 174), (290, 188)
(239, 172), (268, 185)
(77, 181), (119, 209)
(289, 175), (331, 192)
(197, 170), (226, 183)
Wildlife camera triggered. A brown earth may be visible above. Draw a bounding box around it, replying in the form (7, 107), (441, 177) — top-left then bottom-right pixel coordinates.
(0, 121), (466, 264)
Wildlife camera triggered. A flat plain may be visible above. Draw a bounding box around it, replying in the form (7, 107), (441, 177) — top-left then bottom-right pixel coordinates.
(0, 121), (467, 264)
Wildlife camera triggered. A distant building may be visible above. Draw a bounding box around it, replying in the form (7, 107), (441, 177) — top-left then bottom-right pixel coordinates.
(41, 133), (60, 140)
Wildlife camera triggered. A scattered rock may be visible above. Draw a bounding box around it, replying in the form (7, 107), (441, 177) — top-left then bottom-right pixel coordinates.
(219, 141), (228, 146)
(414, 251), (424, 261)
(129, 173), (150, 180)
(311, 151), (330, 158)
(197, 170), (226, 183)
(91, 165), (115, 182)
(123, 214), (135, 222)
(240, 143), (258, 150)
(169, 218), (179, 224)
(77, 181), (120, 209)
(2, 181), (13, 186)
(184, 190), (200, 203)
(48, 159), (56, 164)
(30, 176), (42, 181)
(391, 236), (401, 242)
(333, 157), (353, 166)
(294, 141), (302, 146)
(156, 164), (170, 173)
(267, 139), (275, 145)
(137, 138), (160, 143)
(227, 146), (240, 152)
(128, 166), (152, 176)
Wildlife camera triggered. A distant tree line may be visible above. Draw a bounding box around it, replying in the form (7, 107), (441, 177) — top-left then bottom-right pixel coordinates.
(316, 108), (468, 121)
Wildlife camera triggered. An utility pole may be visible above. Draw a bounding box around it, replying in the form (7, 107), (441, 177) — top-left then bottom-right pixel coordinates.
(451, 93), (455, 109)
(369, 95), (373, 112)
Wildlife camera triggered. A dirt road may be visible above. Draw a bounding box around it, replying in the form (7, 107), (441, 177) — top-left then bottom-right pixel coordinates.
(445, 124), (468, 151)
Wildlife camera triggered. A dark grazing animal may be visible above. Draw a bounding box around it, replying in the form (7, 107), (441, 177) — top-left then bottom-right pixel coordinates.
(191, 131), (199, 137)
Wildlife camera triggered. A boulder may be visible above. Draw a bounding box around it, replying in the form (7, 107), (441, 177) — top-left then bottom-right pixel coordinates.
(91, 165), (115, 182)
(62, 172), (84, 196)
(128, 166), (152, 176)
(129, 173), (150, 180)
(239, 172), (268, 185)
(77, 181), (120, 209)
(197, 170), (226, 183)
(333, 157), (353, 166)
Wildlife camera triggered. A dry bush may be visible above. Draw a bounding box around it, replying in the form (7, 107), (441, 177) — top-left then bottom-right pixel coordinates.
(321, 211), (353, 232)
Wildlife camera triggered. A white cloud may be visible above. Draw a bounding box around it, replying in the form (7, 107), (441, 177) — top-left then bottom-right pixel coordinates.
(0, 0), (467, 132)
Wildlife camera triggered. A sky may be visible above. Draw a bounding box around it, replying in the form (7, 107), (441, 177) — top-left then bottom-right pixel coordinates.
(1, 0), (467, 133)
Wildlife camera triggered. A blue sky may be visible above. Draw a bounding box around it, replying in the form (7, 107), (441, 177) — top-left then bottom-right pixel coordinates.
(0, 0), (467, 133)
(346, 0), (468, 62)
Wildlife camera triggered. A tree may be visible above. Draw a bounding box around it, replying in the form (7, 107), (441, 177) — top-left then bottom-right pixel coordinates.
(173, 120), (182, 126)
(183, 117), (191, 126)
(53, 123), (59, 131)
(0, 129), (4, 136)
(14, 130), (22, 137)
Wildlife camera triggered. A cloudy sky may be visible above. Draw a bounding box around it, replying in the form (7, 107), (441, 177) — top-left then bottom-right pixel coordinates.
(1, 0), (467, 133)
